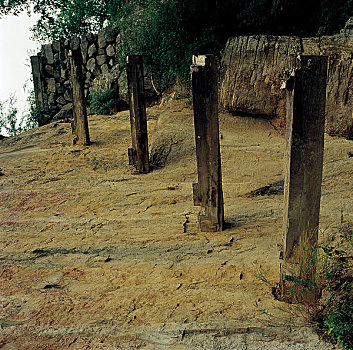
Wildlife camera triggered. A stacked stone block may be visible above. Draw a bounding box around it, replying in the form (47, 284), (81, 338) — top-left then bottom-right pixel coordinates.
(31, 25), (122, 119)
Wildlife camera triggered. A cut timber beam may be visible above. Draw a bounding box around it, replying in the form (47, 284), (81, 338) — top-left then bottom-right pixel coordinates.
(191, 54), (224, 232)
(68, 37), (90, 146)
(126, 55), (149, 174)
(280, 55), (328, 298)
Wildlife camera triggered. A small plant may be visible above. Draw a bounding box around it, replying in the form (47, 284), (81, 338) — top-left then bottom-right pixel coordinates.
(324, 298), (353, 349)
(257, 224), (353, 349)
(287, 230), (325, 321)
(288, 225), (353, 349)
(255, 267), (275, 289)
(0, 89), (53, 137)
(25, 90), (52, 128)
(320, 225), (353, 349)
(0, 94), (26, 136)
(88, 89), (116, 115)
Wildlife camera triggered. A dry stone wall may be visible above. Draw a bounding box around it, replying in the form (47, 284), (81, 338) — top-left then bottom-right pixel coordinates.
(220, 32), (353, 134)
(30, 25), (124, 120)
(31, 25), (157, 120)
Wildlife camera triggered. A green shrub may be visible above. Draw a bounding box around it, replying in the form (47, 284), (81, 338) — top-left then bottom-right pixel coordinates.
(0, 94), (26, 136)
(25, 90), (52, 128)
(88, 89), (116, 115)
(0, 90), (53, 137)
(254, 225), (353, 348)
(286, 225), (353, 349)
(325, 299), (353, 349)
(320, 225), (353, 349)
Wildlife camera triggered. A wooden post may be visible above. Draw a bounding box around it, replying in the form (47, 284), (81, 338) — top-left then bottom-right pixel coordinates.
(280, 55), (328, 296)
(68, 37), (90, 146)
(126, 55), (149, 173)
(191, 55), (224, 232)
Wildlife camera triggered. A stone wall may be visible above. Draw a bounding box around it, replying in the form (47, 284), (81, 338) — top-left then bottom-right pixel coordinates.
(30, 25), (127, 120)
(32, 25), (353, 135)
(31, 25), (158, 120)
(220, 33), (353, 134)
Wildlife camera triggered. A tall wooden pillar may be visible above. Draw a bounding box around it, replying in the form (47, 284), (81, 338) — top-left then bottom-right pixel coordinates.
(126, 55), (149, 174)
(191, 55), (224, 232)
(280, 55), (328, 295)
(68, 37), (90, 146)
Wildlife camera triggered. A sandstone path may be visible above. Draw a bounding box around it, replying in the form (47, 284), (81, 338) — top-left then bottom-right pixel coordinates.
(1, 100), (352, 349)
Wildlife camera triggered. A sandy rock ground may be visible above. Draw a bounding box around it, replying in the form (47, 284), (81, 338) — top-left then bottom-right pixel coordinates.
(0, 100), (352, 349)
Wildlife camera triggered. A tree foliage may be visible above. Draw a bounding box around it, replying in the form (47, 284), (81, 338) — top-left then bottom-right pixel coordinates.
(1, 0), (353, 97)
(116, 0), (352, 89)
(2, 0), (353, 42)
(1, 0), (128, 42)
(31, 0), (127, 42)
(319, 0), (353, 35)
(118, 0), (219, 89)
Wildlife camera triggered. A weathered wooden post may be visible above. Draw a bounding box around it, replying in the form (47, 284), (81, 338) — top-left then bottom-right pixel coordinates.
(126, 55), (149, 173)
(68, 37), (90, 146)
(191, 55), (224, 232)
(280, 55), (328, 297)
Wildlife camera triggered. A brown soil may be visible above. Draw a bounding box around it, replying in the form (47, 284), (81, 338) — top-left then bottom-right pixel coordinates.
(0, 100), (352, 349)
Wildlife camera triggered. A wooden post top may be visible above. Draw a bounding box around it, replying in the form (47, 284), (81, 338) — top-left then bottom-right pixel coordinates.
(191, 55), (217, 72)
(192, 55), (207, 66)
(126, 55), (143, 64)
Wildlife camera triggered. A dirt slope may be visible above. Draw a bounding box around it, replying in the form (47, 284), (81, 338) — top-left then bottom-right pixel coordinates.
(0, 100), (352, 349)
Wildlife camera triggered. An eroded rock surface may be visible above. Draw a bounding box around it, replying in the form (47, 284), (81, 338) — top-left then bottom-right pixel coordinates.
(1, 101), (351, 349)
(220, 34), (353, 135)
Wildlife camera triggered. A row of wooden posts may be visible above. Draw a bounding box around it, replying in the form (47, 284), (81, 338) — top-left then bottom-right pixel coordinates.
(69, 46), (328, 296)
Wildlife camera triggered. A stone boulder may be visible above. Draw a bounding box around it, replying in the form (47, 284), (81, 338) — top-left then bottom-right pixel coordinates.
(52, 103), (73, 122)
(104, 24), (119, 43)
(97, 30), (106, 49)
(88, 44), (97, 58)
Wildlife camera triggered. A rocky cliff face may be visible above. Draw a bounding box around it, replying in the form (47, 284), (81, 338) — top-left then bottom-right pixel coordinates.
(220, 33), (353, 135)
